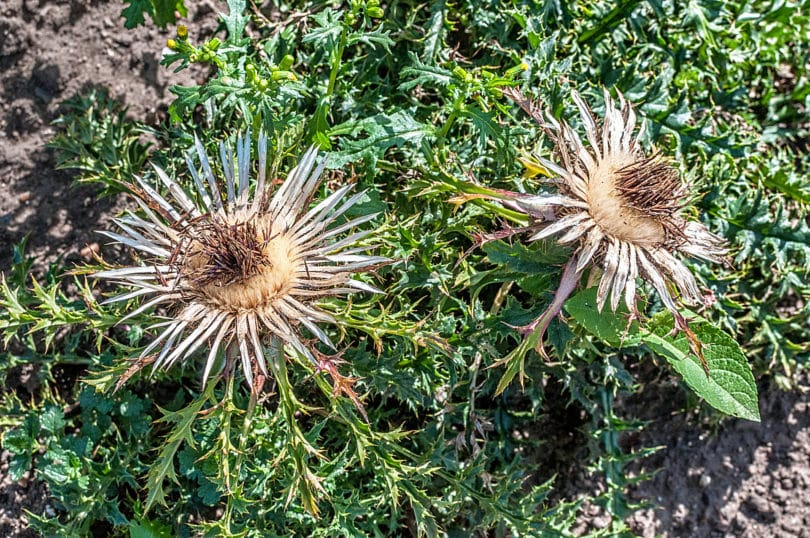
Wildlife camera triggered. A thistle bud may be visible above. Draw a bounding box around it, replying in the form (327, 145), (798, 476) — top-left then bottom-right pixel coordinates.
(245, 64), (257, 83)
(270, 71), (296, 82)
(452, 66), (470, 82)
(505, 62), (529, 77)
(279, 54), (295, 70)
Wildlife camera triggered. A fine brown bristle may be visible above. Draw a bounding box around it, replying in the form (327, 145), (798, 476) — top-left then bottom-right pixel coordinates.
(185, 218), (269, 287)
(614, 155), (684, 216)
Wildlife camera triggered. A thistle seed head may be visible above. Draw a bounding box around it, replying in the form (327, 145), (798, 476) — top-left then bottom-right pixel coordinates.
(96, 131), (388, 390)
(503, 87), (727, 317)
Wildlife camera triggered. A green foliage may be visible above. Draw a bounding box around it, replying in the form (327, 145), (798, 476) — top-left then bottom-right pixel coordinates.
(565, 288), (759, 421)
(3, 386), (155, 536)
(564, 288), (641, 348)
(643, 312), (760, 422)
(122, 0), (187, 29)
(2, 0), (809, 536)
(0, 239), (121, 370)
(49, 88), (154, 195)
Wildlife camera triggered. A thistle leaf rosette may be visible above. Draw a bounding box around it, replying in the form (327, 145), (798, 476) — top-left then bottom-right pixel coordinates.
(499, 88), (728, 365)
(96, 131), (387, 390)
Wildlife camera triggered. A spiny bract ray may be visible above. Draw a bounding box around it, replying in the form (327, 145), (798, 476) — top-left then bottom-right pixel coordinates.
(97, 131), (387, 389)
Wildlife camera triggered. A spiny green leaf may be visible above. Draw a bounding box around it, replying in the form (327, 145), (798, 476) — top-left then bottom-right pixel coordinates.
(121, 0), (150, 28)
(144, 394), (207, 513)
(222, 0), (249, 43)
(121, 0), (186, 29)
(399, 53), (453, 90)
(331, 111), (434, 168)
(347, 28), (395, 52)
(129, 517), (173, 538)
(422, 0), (447, 61)
(460, 105), (501, 148)
(483, 240), (567, 274)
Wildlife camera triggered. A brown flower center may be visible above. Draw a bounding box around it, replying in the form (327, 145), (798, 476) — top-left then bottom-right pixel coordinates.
(586, 154), (667, 246)
(182, 217), (300, 312)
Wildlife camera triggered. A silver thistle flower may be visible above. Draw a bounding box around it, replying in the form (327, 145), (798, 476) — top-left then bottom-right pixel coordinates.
(500, 88), (727, 363)
(96, 132), (387, 389)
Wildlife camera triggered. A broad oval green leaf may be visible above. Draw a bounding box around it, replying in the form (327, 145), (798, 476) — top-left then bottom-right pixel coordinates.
(564, 287), (641, 347)
(644, 312), (760, 422)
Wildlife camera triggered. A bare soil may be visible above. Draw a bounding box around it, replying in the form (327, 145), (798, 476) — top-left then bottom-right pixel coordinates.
(0, 0), (217, 271)
(624, 374), (810, 538)
(1, 1), (809, 537)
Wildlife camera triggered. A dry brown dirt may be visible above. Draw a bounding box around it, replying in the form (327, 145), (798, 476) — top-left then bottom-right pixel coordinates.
(1, 1), (809, 537)
(623, 373), (810, 538)
(0, 0), (216, 271)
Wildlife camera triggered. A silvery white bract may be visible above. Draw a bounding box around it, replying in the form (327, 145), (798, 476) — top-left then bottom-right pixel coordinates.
(501, 88), (727, 360)
(96, 132), (386, 389)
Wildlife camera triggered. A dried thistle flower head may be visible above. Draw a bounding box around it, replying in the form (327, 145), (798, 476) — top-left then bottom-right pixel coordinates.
(500, 88), (727, 363)
(97, 132), (387, 390)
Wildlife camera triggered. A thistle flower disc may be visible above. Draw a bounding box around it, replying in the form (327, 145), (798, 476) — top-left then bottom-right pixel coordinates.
(97, 132), (386, 388)
(501, 88), (727, 353)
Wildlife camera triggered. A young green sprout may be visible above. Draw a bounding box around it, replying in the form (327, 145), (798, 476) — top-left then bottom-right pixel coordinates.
(499, 88), (727, 367)
(96, 132), (386, 391)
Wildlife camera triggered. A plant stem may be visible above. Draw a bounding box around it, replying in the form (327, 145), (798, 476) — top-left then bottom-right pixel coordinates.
(326, 33), (347, 98)
(436, 95), (464, 146)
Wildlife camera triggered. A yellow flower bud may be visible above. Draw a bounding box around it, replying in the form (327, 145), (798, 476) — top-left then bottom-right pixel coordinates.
(452, 66), (468, 80)
(279, 54), (294, 70)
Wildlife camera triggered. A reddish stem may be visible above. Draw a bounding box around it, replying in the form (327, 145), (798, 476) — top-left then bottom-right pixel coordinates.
(515, 257), (582, 355)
